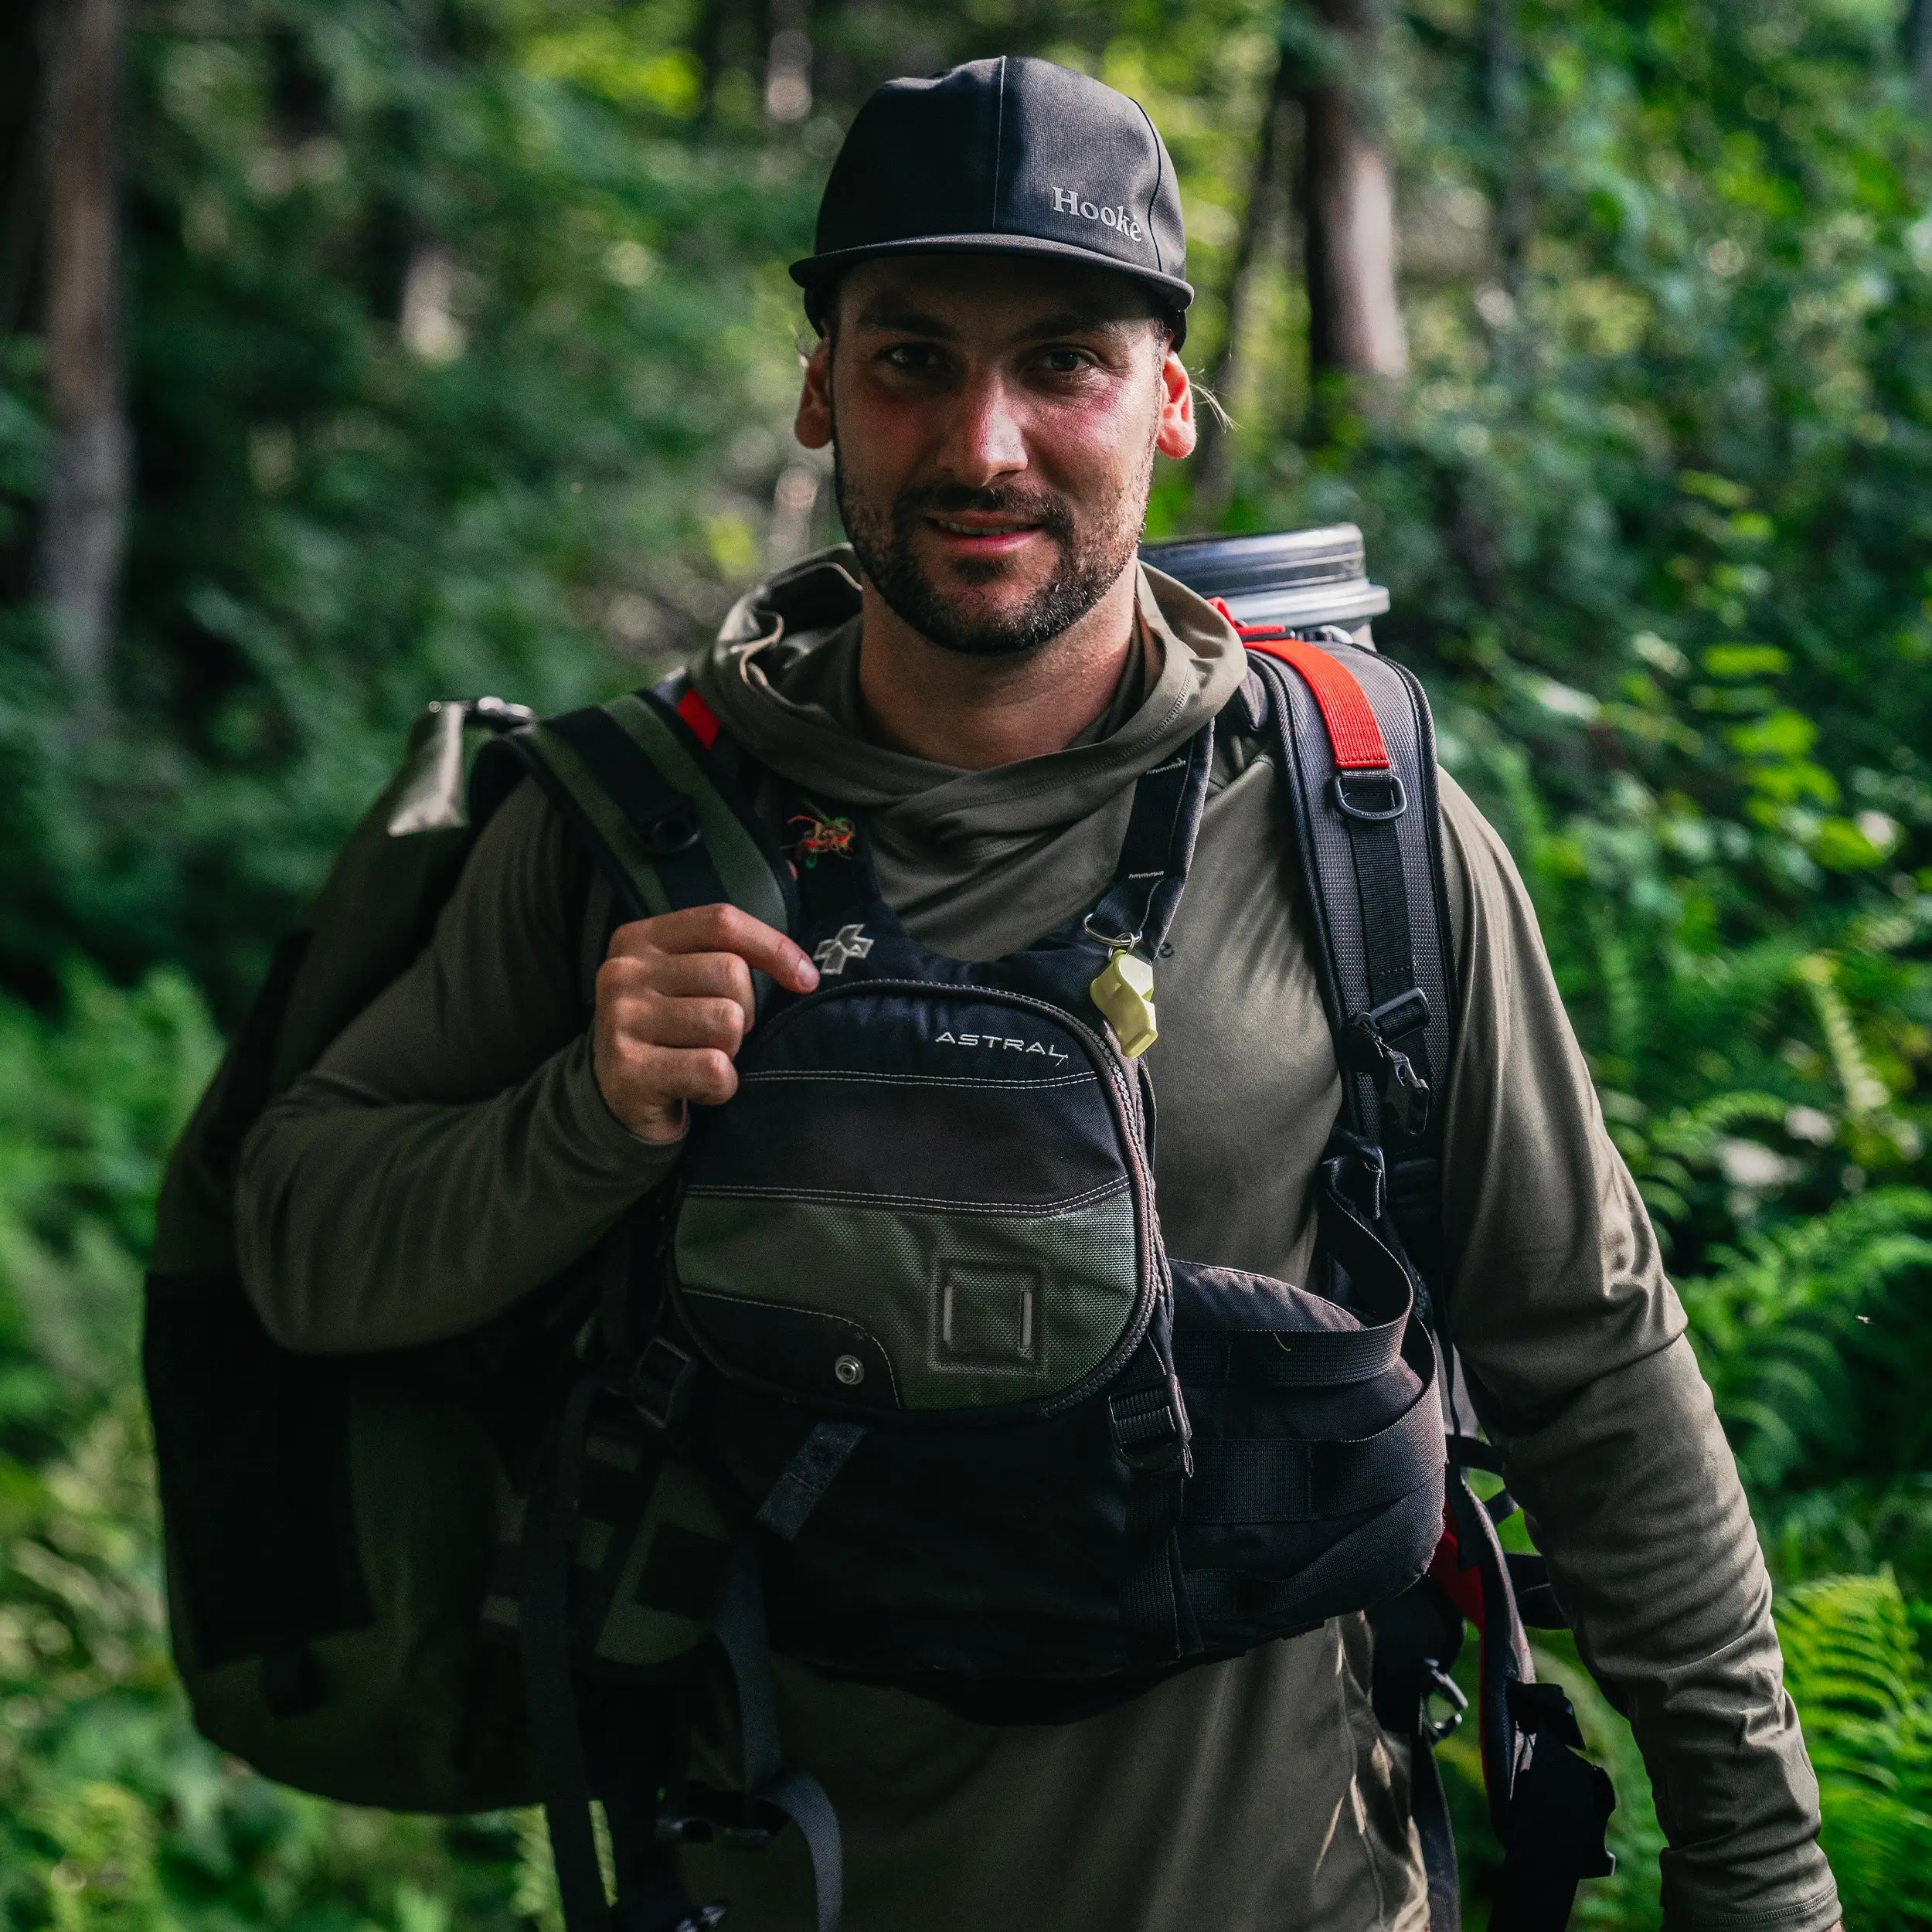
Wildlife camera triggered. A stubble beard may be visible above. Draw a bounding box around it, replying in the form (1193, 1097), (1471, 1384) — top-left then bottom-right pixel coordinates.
(832, 430), (1156, 659)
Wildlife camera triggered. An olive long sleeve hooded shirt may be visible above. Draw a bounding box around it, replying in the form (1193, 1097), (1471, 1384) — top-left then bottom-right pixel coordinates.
(237, 553), (1838, 1932)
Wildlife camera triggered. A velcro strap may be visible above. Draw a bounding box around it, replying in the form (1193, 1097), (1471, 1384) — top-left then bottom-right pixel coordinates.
(1184, 1390), (1441, 1525)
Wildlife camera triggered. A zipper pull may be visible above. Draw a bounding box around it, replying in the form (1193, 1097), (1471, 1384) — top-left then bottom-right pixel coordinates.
(1090, 948), (1158, 1059)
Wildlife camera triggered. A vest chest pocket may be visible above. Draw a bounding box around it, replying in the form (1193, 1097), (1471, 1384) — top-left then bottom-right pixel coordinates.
(668, 981), (1158, 1420)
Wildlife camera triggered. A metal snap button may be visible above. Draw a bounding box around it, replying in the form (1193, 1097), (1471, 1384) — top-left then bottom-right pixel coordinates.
(834, 1355), (866, 1387)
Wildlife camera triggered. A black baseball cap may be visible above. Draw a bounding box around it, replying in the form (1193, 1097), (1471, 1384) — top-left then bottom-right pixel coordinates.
(791, 56), (1193, 345)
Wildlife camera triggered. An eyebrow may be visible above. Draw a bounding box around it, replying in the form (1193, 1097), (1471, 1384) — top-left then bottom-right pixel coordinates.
(852, 300), (1144, 341)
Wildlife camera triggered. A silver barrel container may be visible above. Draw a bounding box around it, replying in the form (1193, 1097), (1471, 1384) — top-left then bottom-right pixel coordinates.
(1140, 524), (1389, 643)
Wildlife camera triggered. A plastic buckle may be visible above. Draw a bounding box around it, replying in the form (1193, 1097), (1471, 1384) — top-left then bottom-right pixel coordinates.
(1342, 1015), (1433, 1138)
(1382, 1049), (1430, 1136)
(1329, 767), (1407, 822)
(630, 1335), (699, 1434)
(641, 799), (704, 859)
(1107, 1376), (1195, 1477)
(1422, 1661), (1468, 1743)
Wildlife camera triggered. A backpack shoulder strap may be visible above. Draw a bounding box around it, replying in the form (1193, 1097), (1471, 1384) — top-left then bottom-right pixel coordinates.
(476, 676), (797, 936)
(1237, 625), (1456, 1301)
(1236, 624), (1618, 1928)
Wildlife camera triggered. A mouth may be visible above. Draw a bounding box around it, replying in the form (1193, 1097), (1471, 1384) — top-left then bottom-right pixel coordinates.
(922, 515), (1049, 559)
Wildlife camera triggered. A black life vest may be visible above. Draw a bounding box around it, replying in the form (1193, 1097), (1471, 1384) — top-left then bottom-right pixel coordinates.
(665, 706), (1446, 1707)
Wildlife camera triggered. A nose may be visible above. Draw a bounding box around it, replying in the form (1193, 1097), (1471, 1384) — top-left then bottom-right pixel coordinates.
(940, 370), (1028, 488)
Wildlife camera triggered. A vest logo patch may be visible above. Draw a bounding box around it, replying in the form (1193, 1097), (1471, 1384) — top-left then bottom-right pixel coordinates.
(813, 923), (874, 975)
(1048, 185), (1145, 242)
(935, 1030), (1069, 1066)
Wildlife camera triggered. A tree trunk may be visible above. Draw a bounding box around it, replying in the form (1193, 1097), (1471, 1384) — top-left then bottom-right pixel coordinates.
(0, 2), (46, 341)
(764, 0), (812, 123)
(1910, 0), (1932, 111)
(1191, 35), (1295, 518)
(1481, 0), (1531, 296)
(1300, 0), (1407, 386)
(39, 0), (130, 703)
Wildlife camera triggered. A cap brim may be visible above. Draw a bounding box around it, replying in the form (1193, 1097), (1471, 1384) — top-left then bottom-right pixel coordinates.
(790, 232), (1193, 318)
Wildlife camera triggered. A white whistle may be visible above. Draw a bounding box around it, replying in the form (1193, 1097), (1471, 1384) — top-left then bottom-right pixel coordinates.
(1090, 949), (1158, 1058)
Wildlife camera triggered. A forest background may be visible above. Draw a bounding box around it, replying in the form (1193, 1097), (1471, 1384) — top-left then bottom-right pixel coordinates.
(4, 0), (1932, 1925)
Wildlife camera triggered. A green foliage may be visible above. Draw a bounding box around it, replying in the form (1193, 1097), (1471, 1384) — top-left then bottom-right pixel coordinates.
(1775, 1573), (1932, 1927)
(0, 973), (559, 1929)
(0, 970), (219, 1451)
(1684, 1188), (1932, 1499)
(3, 0), (1931, 1923)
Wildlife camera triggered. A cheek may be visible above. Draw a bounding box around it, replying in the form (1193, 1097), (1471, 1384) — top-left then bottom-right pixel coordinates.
(832, 379), (933, 490)
(1031, 393), (1157, 503)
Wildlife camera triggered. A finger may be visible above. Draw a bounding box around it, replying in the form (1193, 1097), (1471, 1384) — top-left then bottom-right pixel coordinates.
(629, 951), (757, 1029)
(608, 903), (818, 993)
(612, 992), (747, 1053)
(618, 1042), (739, 1108)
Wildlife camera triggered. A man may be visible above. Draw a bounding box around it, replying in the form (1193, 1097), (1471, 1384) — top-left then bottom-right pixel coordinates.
(238, 56), (1842, 1932)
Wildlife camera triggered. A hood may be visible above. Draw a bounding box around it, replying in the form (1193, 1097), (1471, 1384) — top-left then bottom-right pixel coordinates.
(685, 544), (1247, 957)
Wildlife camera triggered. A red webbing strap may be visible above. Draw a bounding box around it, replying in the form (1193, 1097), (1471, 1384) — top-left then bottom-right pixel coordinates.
(1427, 1518), (1485, 1633)
(676, 686), (721, 749)
(1207, 597), (1392, 772)
(1243, 636), (1391, 771)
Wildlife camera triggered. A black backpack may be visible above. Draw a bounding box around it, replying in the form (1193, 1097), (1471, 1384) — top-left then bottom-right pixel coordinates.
(145, 548), (1614, 1932)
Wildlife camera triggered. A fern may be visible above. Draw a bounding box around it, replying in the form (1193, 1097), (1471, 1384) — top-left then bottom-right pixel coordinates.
(1775, 1573), (1932, 1929)
(1679, 1189), (1932, 1495)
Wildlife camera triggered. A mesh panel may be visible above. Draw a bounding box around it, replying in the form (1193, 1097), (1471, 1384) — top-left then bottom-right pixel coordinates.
(676, 1191), (1141, 1411)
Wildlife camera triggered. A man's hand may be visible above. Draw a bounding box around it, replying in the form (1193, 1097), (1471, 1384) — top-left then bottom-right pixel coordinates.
(594, 903), (819, 1143)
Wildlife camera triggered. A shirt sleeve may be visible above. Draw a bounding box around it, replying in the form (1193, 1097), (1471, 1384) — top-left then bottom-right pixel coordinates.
(235, 779), (682, 1353)
(1434, 771), (1840, 1932)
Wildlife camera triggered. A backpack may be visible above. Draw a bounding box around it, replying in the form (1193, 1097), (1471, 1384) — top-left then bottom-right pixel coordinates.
(145, 551), (1614, 1932)
(141, 685), (784, 1812)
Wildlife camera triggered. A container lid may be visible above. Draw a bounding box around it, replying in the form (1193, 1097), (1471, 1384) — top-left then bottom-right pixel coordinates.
(1140, 524), (1389, 629)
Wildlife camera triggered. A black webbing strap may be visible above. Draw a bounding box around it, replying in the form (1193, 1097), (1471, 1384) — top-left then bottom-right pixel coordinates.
(1168, 1313), (1404, 1388)
(713, 1542), (844, 1932)
(597, 1706), (719, 1932)
(1107, 1338), (1199, 1666)
(492, 686), (795, 937)
(1087, 719), (1216, 957)
(536, 707), (730, 915)
(754, 1421), (869, 1543)
(1410, 1738), (1463, 1932)
(522, 1370), (617, 1932)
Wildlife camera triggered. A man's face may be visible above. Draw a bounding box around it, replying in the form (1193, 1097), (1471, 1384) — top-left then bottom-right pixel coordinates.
(794, 256), (1194, 657)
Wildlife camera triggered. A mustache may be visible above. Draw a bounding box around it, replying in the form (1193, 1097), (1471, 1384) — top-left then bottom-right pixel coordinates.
(892, 483), (1076, 539)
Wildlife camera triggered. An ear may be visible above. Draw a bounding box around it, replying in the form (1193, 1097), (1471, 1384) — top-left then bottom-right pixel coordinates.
(795, 335), (834, 451)
(1155, 342), (1196, 461)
